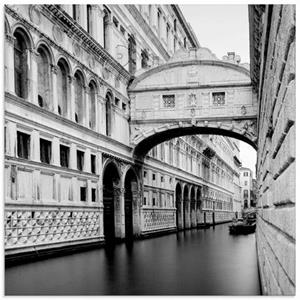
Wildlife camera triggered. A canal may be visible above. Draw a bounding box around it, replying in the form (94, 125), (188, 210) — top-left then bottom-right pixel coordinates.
(5, 224), (261, 295)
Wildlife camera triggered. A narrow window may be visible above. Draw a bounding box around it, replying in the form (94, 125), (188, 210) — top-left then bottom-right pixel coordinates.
(87, 5), (92, 34)
(40, 138), (52, 164)
(91, 154), (96, 174)
(152, 197), (156, 206)
(152, 174), (156, 181)
(161, 176), (164, 183)
(77, 150), (84, 171)
(17, 131), (30, 159)
(144, 171), (147, 178)
(115, 97), (120, 106)
(122, 102), (127, 111)
(91, 188), (96, 202)
(141, 49), (149, 69)
(60, 145), (69, 168)
(57, 59), (69, 117)
(74, 71), (84, 125)
(105, 92), (112, 136)
(143, 197), (147, 205)
(80, 186), (86, 201)
(14, 31), (28, 99)
(37, 47), (51, 110)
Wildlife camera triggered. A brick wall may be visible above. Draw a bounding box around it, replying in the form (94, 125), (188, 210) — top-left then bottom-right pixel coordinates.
(252, 5), (295, 295)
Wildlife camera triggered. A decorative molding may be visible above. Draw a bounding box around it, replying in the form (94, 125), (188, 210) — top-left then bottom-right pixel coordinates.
(29, 5), (41, 25)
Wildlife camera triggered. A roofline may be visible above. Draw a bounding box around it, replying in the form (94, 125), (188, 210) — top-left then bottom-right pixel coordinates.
(171, 5), (200, 48)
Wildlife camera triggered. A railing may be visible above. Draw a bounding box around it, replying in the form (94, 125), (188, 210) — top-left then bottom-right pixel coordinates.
(5, 203), (102, 250)
(141, 207), (176, 232)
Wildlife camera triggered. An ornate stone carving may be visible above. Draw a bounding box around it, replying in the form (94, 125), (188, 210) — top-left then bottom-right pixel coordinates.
(29, 5), (41, 25)
(52, 24), (64, 43)
(241, 105), (247, 115)
(88, 55), (95, 69)
(189, 93), (197, 106)
(72, 41), (81, 57)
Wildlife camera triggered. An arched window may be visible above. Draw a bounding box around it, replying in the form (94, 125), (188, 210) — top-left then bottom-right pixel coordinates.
(88, 81), (96, 130)
(74, 71), (85, 124)
(37, 46), (51, 109)
(105, 91), (112, 136)
(14, 30), (29, 99)
(57, 58), (69, 117)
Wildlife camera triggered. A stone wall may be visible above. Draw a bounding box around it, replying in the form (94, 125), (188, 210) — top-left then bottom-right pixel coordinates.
(250, 5), (295, 295)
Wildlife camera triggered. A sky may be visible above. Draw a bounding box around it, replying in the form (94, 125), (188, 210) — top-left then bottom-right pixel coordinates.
(181, 4), (257, 176)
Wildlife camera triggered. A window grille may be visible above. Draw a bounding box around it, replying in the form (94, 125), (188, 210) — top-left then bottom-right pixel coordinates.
(162, 95), (175, 108)
(212, 92), (225, 105)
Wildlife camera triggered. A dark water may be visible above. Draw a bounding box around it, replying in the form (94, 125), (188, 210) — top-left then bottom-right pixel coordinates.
(5, 224), (261, 295)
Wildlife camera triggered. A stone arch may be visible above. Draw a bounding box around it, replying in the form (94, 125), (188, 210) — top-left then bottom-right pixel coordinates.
(36, 43), (53, 110)
(13, 26), (33, 99)
(12, 24), (34, 49)
(57, 57), (71, 117)
(132, 123), (257, 161)
(123, 166), (140, 238)
(73, 69), (85, 125)
(102, 159), (121, 241)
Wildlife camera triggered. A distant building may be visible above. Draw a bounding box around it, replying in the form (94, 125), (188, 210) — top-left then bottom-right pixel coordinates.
(240, 167), (254, 209)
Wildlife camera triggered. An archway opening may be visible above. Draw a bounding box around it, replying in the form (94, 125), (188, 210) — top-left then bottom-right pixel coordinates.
(175, 183), (182, 230)
(196, 188), (202, 227)
(103, 162), (120, 241)
(124, 168), (138, 239)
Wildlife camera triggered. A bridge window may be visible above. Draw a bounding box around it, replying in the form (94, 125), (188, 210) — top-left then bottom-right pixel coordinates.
(212, 92), (225, 105)
(162, 94), (175, 108)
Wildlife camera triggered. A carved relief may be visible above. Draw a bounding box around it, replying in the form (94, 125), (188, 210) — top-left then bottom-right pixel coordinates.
(72, 41), (81, 57)
(29, 5), (41, 25)
(189, 93), (197, 106)
(52, 24), (64, 43)
(88, 55), (95, 69)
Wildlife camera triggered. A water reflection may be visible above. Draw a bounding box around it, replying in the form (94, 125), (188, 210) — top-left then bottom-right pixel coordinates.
(5, 224), (261, 295)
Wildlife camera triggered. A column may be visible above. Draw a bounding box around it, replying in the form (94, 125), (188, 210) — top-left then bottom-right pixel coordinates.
(52, 136), (60, 166)
(87, 179), (92, 204)
(5, 34), (15, 94)
(104, 14), (113, 54)
(135, 44), (142, 71)
(68, 75), (75, 122)
(84, 148), (91, 173)
(84, 85), (89, 127)
(80, 5), (88, 31)
(6, 121), (17, 157)
(30, 130), (40, 162)
(29, 48), (39, 105)
(93, 5), (104, 46)
(114, 186), (125, 239)
(70, 143), (77, 170)
(51, 64), (58, 114)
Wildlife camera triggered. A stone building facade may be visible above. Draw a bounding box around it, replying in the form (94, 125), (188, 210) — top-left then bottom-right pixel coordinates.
(4, 4), (241, 256)
(249, 4), (295, 295)
(240, 166), (253, 209)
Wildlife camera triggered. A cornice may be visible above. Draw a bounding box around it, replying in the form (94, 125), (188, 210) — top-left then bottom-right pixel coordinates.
(42, 5), (132, 82)
(124, 4), (170, 61)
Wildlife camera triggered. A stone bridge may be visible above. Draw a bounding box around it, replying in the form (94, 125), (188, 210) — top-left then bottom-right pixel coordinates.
(128, 48), (258, 159)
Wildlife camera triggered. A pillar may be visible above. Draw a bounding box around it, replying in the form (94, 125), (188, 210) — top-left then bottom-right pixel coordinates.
(114, 186), (125, 239)
(51, 64), (58, 114)
(6, 121), (17, 157)
(68, 75), (76, 122)
(52, 136), (60, 166)
(29, 48), (39, 105)
(93, 5), (104, 47)
(84, 148), (91, 173)
(84, 85), (89, 127)
(79, 5), (88, 31)
(5, 34), (15, 94)
(30, 130), (40, 162)
(70, 143), (77, 170)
